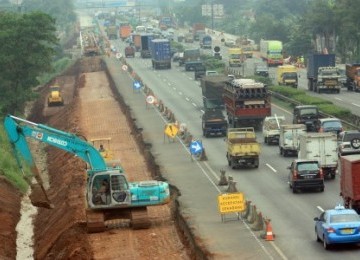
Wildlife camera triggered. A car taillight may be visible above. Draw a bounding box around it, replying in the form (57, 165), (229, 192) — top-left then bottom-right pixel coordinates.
(319, 168), (324, 178)
(293, 170), (298, 180)
(326, 227), (335, 233)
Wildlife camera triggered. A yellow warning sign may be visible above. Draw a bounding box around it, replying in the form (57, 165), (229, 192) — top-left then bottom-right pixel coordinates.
(164, 124), (179, 138)
(217, 192), (246, 214)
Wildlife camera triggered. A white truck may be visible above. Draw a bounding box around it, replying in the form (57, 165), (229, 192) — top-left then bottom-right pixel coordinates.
(279, 124), (306, 157)
(298, 132), (338, 179)
(262, 115), (285, 144)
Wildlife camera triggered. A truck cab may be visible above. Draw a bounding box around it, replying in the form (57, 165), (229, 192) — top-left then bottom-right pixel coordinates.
(202, 109), (227, 137)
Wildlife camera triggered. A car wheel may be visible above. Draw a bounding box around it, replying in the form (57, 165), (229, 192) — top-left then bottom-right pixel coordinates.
(323, 236), (330, 250)
(315, 228), (321, 242)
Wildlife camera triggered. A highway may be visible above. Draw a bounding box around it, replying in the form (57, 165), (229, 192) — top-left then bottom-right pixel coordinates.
(106, 32), (360, 258)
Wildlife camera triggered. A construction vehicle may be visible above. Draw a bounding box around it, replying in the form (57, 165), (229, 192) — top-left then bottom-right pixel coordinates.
(277, 65), (298, 87)
(80, 29), (100, 57)
(262, 115), (285, 144)
(201, 75), (229, 110)
(228, 48), (244, 67)
(340, 154), (360, 213)
(307, 53), (341, 93)
(279, 124), (307, 157)
(260, 40), (283, 66)
(48, 85), (64, 106)
(223, 79), (271, 129)
(298, 132), (338, 179)
(344, 63), (360, 91)
(4, 115), (170, 232)
(226, 127), (260, 169)
(202, 109), (228, 137)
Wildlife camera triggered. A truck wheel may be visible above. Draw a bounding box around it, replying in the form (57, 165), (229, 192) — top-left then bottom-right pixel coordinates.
(254, 158), (259, 168)
(280, 147), (283, 156)
(331, 173), (335, 179)
(292, 186), (297, 193)
(264, 137), (268, 144)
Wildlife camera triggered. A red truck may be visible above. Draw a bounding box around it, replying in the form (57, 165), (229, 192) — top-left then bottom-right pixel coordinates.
(132, 34), (141, 51)
(340, 155), (360, 213)
(193, 23), (205, 41)
(223, 79), (271, 129)
(119, 24), (132, 41)
(345, 63), (360, 91)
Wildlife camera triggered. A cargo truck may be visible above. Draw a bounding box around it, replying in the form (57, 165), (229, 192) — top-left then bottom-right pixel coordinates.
(307, 53), (341, 93)
(200, 35), (212, 49)
(183, 48), (202, 71)
(132, 34), (141, 51)
(140, 34), (153, 58)
(202, 109), (228, 137)
(119, 24), (132, 41)
(277, 65), (298, 87)
(150, 39), (171, 70)
(340, 154), (360, 213)
(344, 63), (360, 91)
(193, 23), (205, 41)
(226, 127), (260, 169)
(201, 75), (229, 110)
(194, 64), (206, 80)
(279, 124), (307, 157)
(262, 115), (285, 144)
(260, 40), (283, 66)
(223, 79), (271, 129)
(298, 132), (338, 179)
(106, 25), (118, 40)
(228, 48), (244, 67)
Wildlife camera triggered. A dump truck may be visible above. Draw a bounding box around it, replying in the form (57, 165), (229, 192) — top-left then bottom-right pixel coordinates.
(262, 115), (285, 144)
(277, 65), (298, 87)
(298, 132), (338, 179)
(183, 48), (202, 71)
(140, 34), (153, 58)
(48, 85), (64, 106)
(307, 53), (340, 93)
(345, 63), (360, 91)
(119, 24), (132, 40)
(202, 109), (228, 137)
(150, 39), (171, 69)
(228, 48), (244, 67)
(260, 40), (283, 66)
(279, 124), (307, 157)
(340, 155), (360, 213)
(223, 78), (271, 129)
(226, 127), (260, 169)
(200, 35), (212, 49)
(193, 23), (205, 41)
(236, 38), (254, 58)
(201, 75), (229, 110)
(106, 25), (118, 40)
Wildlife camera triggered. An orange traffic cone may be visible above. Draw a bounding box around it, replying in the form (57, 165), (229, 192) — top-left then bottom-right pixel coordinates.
(264, 219), (275, 241)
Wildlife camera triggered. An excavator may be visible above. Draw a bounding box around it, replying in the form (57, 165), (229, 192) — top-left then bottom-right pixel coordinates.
(4, 114), (170, 232)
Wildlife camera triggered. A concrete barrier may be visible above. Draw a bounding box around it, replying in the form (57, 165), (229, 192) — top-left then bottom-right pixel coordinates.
(250, 211), (264, 231)
(241, 200), (252, 219)
(246, 205), (257, 224)
(218, 169), (228, 186)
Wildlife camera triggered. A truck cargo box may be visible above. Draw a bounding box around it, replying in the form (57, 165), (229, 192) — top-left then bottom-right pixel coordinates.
(150, 39), (171, 69)
(307, 54), (335, 79)
(341, 155), (360, 201)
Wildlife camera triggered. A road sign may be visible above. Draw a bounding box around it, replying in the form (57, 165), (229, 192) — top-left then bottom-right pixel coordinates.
(164, 124), (178, 138)
(190, 140), (203, 155)
(217, 192), (246, 214)
(116, 52), (122, 59)
(146, 95), (155, 104)
(121, 64), (128, 71)
(133, 81), (142, 90)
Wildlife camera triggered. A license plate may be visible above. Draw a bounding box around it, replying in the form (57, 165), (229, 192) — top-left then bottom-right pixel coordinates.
(341, 228), (353, 234)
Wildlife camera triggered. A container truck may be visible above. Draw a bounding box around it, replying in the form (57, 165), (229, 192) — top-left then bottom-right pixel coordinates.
(279, 124), (307, 157)
(200, 35), (212, 49)
(228, 48), (244, 67)
(223, 79), (271, 129)
(260, 40), (283, 66)
(298, 132), (338, 179)
(307, 53), (341, 93)
(277, 65), (298, 87)
(202, 109), (228, 137)
(140, 34), (153, 58)
(344, 63), (360, 91)
(183, 48), (202, 71)
(193, 23), (205, 41)
(132, 34), (141, 51)
(201, 75), (229, 110)
(150, 39), (171, 70)
(262, 115), (285, 144)
(226, 128), (260, 169)
(340, 155), (360, 213)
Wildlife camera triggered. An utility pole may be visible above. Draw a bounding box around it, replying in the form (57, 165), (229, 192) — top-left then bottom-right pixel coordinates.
(211, 1), (214, 30)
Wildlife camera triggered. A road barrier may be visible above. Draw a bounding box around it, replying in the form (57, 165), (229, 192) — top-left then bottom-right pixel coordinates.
(226, 176), (238, 192)
(246, 205), (257, 224)
(218, 169), (228, 186)
(241, 200), (252, 219)
(261, 218), (275, 241)
(250, 211), (264, 231)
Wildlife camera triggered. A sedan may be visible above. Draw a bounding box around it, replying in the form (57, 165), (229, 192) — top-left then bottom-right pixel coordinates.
(314, 205), (360, 249)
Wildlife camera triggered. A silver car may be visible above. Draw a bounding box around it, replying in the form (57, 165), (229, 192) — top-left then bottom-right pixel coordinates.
(338, 130), (360, 156)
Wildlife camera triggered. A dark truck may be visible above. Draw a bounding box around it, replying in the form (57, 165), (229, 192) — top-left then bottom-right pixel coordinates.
(140, 34), (153, 58)
(202, 109), (228, 137)
(292, 105), (320, 132)
(307, 53), (341, 93)
(183, 48), (202, 71)
(194, 64), (206, 80)
(201, 75), (229, 110)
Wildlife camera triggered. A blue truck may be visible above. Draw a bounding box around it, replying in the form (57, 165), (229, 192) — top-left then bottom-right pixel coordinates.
(200, 35), (212, 49)
(140, 34), (153, 58)
(150, 39), (171, 69)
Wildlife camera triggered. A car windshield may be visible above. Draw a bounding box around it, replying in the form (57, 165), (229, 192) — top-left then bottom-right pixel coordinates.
(330, 213), (360, 223)
(343, 132), (360, 142)
(297, 162), (318, 172)
(323, 120), (342, 129)
(283, 72), (297, 79)
(299, 108), (317, 115)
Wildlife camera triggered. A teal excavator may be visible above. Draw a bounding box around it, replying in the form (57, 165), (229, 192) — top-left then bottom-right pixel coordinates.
(4, 115), (170, 232)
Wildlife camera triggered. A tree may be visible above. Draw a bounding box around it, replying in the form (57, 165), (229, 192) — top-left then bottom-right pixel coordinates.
(0, 12), (58, 115)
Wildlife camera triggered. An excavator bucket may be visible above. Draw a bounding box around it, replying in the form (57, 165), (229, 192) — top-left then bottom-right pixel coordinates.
(29, 183), (53, 209)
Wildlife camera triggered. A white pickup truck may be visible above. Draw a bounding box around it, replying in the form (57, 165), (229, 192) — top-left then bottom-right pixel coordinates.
(262, 115), (285, 144)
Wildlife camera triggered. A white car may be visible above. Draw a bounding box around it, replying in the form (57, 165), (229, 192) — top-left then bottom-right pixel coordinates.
(224, 39), (236, 47)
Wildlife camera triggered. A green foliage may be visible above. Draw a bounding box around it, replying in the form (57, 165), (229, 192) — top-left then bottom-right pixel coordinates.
(250, 75), (273, 87)
(37, 57), (73, 85)
(170, 41), (184, 52)
(201, 55), (225, 72)
(295, 95), (332, 105)
(270, 86), (306, 97)
(318, 103), (351, 118)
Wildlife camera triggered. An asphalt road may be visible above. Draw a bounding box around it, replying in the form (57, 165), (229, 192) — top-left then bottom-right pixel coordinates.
(106, 33), (360, 258)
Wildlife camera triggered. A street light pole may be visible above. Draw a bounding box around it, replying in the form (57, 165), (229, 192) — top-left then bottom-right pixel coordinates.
(211, 1), (214, 30)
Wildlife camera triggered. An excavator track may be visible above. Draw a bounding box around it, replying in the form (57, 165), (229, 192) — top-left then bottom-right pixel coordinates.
(86, 210), (106, 233)
(130, 207), (151, 229)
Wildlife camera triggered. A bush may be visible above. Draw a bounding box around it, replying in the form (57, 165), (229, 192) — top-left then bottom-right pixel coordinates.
(294, 94), (332, 105)
(270, 86), (306, 97)
(318, 103), (351, 118)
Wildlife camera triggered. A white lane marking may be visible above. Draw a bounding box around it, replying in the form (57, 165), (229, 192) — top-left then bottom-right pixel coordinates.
(266, 163), (277, 173)
(200, 109), (205, 114)
(188, 77), (192, 80)
(185, 97), (190, 101)
(317, 206), (324, 212)
(335, 97), (342, 101)
(168, 82), (171, 86)
(178, 92), (183, 95)
(192, 103), (197, 107)
(272, 103), (292, 115)
(172, 87), (176, 90)
(351, 103), (360, 107)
